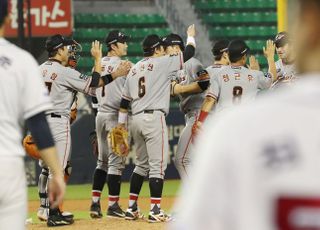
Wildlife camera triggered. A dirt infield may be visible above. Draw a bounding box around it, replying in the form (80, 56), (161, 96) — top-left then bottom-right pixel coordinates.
(27, 197), (176, 230)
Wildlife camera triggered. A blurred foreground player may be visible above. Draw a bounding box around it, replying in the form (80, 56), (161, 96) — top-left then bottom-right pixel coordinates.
(170, 1), (320, 229)
(0, 1), (65, 229)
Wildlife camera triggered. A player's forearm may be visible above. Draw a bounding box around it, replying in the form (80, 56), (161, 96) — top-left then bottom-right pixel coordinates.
(175, 82), (202, 94)
(118, 98), (130, 124)
(39, 147), (64, 178)
(267, 58), (277, 82)
(93, 57), (102, 74)
(200, 96), (216, 114)
(183, 44), (195, 62)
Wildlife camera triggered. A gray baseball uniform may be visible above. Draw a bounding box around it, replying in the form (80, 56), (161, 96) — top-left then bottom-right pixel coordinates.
(174, 57), (205, 179)
(207, 65), (272, 113)
(272, 59), (296, 89)
(95, 56), (127, 175)
(122, 53), (183, 179)
(39, 60), (93, 170)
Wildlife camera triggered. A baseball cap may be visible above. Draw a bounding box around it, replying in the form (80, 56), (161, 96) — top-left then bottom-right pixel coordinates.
(274, 31), (290, 48)
(0, 0), (8, 25)
(45, 34), (74, 52)
(162, 33), (185, 51)
(212, 40), (229, 56)
(228, 39), (250, 60)
(105, 30), (130, 46)
(142, 34), (165, 56)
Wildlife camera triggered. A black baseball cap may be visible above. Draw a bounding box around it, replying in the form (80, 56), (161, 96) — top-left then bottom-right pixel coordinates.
(105, 30), (129, 46)
(274, 31), (290, 48)
(0, 0), (8, 25)
(45, 34), (74, 52)
(212, 40), (229, 56)
(228, 39), (250, 60)
(142, 34), (165, 56)
(162, 33), (185, 51)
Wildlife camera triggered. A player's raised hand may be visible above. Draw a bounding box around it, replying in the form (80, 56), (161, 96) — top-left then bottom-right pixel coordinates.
(248, 55), (260, 71)
(112, 60), (132, 78)
(263, 40), (275, 60)
(187, 24), (196, 37)
(91, 40), (102, 60)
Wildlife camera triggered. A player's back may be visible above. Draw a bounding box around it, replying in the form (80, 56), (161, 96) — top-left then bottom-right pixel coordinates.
(210, 65), (271, 112)
(123, 53), (183, 115)
(96, 56), (126, 114)
(0, 38), (51, 156)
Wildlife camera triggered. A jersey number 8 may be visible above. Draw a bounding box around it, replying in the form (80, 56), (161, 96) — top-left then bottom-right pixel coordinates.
(233, 86), (243, 104)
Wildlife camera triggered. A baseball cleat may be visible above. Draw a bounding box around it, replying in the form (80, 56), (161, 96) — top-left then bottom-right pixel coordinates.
(90, 202), (103, 218)
(47, 210), (74, 227)
(148, 210), (172, 223)
(37, 207), (49, 221)
(107, 202), (125, 218)
(125, 207), (144, 220)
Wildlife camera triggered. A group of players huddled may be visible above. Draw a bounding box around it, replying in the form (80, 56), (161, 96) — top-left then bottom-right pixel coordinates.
(24, 24), (296, 226)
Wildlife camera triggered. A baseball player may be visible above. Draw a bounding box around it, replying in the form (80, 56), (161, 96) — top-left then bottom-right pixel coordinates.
(89, 30), (131, 219)
(161, 33), (210, 180)
(271, 32), (296, 89)
(36, 40), (81, 222)
(171, 1), (320, 229)
(39, 34), (131, 226)
(0, 2), (65, 229)
(193, 40), (276, 130)
(117, 25), (196, 223)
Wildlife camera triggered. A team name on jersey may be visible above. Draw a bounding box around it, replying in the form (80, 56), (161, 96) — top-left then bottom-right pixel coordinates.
(222, 73), (254, 82)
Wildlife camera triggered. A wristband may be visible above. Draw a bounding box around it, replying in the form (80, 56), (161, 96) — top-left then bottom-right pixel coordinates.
(101, 74), (113, 85)
(187, 36), (196, 47)
(118, 111), (128, 124)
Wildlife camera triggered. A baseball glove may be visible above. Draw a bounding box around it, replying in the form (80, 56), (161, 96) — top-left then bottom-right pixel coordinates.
(108, 125), (129, 157)
(70, 108), (78, 124)
(23, 135), (41, 159)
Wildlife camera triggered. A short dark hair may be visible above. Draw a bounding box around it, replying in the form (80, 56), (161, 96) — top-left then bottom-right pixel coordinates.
(48, 50), (58, 58)
(0, 0), (8, 27)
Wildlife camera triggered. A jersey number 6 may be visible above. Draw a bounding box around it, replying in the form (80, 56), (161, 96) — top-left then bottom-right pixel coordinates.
(138, 76), (146, 98)
(233, 86), (243, 104)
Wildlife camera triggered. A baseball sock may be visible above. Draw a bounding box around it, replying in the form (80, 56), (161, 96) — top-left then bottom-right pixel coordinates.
(128, 172), (144, 208)
(91, 168), (107, 203)
(38, 167), (49, 209)
(149, 177), (164, 213)
(107, 174), (121, 207)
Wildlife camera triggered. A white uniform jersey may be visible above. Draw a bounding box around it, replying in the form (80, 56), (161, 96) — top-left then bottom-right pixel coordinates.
(272, 59), (296, 88)
(122, 53), (183, 115)
(207, 65), (271, 113)
(39, 60), (92, 117)
(0, 38), (51, 157)
(96, 56), (126, 114)
(177, 57), (205, 113)
(171, 74), (320, 230)
(206, 63), (225, 81)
